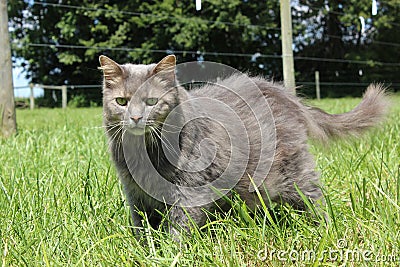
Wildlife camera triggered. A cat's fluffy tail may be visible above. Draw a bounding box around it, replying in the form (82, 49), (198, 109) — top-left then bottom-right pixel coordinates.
(304, 84), (390, 142)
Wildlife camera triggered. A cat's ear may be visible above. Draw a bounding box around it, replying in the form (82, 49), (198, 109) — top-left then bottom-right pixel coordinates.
(152, 55), (176, 81)
(99, 55), (124, 84)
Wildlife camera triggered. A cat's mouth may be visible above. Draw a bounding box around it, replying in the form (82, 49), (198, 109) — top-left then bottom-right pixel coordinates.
(125, 123), (157, 136)
(125, 125), (149, 136)
(124, 119), (159, 136)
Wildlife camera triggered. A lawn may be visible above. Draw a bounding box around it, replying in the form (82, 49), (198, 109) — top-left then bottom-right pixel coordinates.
(1, 94), (399, 266)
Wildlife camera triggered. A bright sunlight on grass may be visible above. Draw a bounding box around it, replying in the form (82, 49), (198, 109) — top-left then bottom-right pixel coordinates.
(1, 94), (399, 266)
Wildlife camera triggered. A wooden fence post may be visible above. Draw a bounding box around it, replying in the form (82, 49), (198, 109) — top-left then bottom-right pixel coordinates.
(29, 83), (35, 109)
(315, 71), (320, 100)
(61, 85), (67, 109)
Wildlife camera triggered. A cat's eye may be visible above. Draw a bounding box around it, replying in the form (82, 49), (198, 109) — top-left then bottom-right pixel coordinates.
(145, 97), (158, 106)
(115, 97), (128, 106)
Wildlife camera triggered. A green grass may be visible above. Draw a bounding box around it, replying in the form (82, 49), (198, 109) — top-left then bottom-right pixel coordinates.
(1, 95), (399, 266)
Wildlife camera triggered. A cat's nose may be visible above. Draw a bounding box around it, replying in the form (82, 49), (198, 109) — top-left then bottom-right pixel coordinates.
(130, 115), (143, 124)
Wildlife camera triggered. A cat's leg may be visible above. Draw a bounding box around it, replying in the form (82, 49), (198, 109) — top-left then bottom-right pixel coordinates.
(130, 208), (144, 236)
(166, 205), (208, 240)
(124, 190), (147, 239)
(297, 182), (328, 224)
(281, 170), (327, 223)
(268, 147), (327, 222)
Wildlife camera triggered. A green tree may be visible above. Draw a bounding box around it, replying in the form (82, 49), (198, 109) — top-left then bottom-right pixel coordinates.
(294, 0), (400, 97)
(8, 0), (399, 104)
(9, 0), (282, 106)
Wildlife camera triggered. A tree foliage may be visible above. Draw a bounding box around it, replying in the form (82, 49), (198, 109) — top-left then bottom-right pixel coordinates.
(294, 0), (400, 96)
(8, 0), (400, 105)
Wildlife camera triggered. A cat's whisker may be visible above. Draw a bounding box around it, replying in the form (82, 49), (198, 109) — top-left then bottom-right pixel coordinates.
(150, 127), (170, 150)
(159, 127), (181, 134)
(93, 123), (123, 133)
(114, 127), (127, 161)
(106, 127), (121, 138)
(159, 124), (182, 132)
(86, 120), (122, 129)
(107, 124), (123, 140)
(107, 130), (119, 145)
(84, 126), (107, 130)
(148, 126), (161, 165)
(149, 121), (182, 134)
(119, 128), (127, 152)
(107, 124), (125, 158)
(104, 123), (125, 135)
(151, 126), (181, 159)
(161, 121), (181, 127)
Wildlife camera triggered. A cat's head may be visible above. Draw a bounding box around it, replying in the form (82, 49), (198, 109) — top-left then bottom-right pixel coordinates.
(99, 55), (180, 136)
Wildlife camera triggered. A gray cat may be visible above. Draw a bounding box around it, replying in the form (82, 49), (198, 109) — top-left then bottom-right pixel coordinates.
(99, 55), (388, 237)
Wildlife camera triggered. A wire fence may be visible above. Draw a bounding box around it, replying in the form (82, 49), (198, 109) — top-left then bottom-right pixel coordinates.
(14, 84), (102, 109)
(13, 78), (399, 109)
(11, 1), (400, 107)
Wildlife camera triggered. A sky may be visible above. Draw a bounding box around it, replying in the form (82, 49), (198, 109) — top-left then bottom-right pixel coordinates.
(13, 65), (44, 98)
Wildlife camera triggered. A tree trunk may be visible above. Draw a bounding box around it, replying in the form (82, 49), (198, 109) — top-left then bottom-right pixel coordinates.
(0, 0), (17, 138)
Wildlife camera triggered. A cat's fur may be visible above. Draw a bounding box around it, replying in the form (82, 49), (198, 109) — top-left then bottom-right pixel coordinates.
(99, 55), (389, 237)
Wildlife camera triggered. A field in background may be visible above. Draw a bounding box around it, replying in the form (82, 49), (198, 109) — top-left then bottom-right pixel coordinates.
(1, 94), (399, 266)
